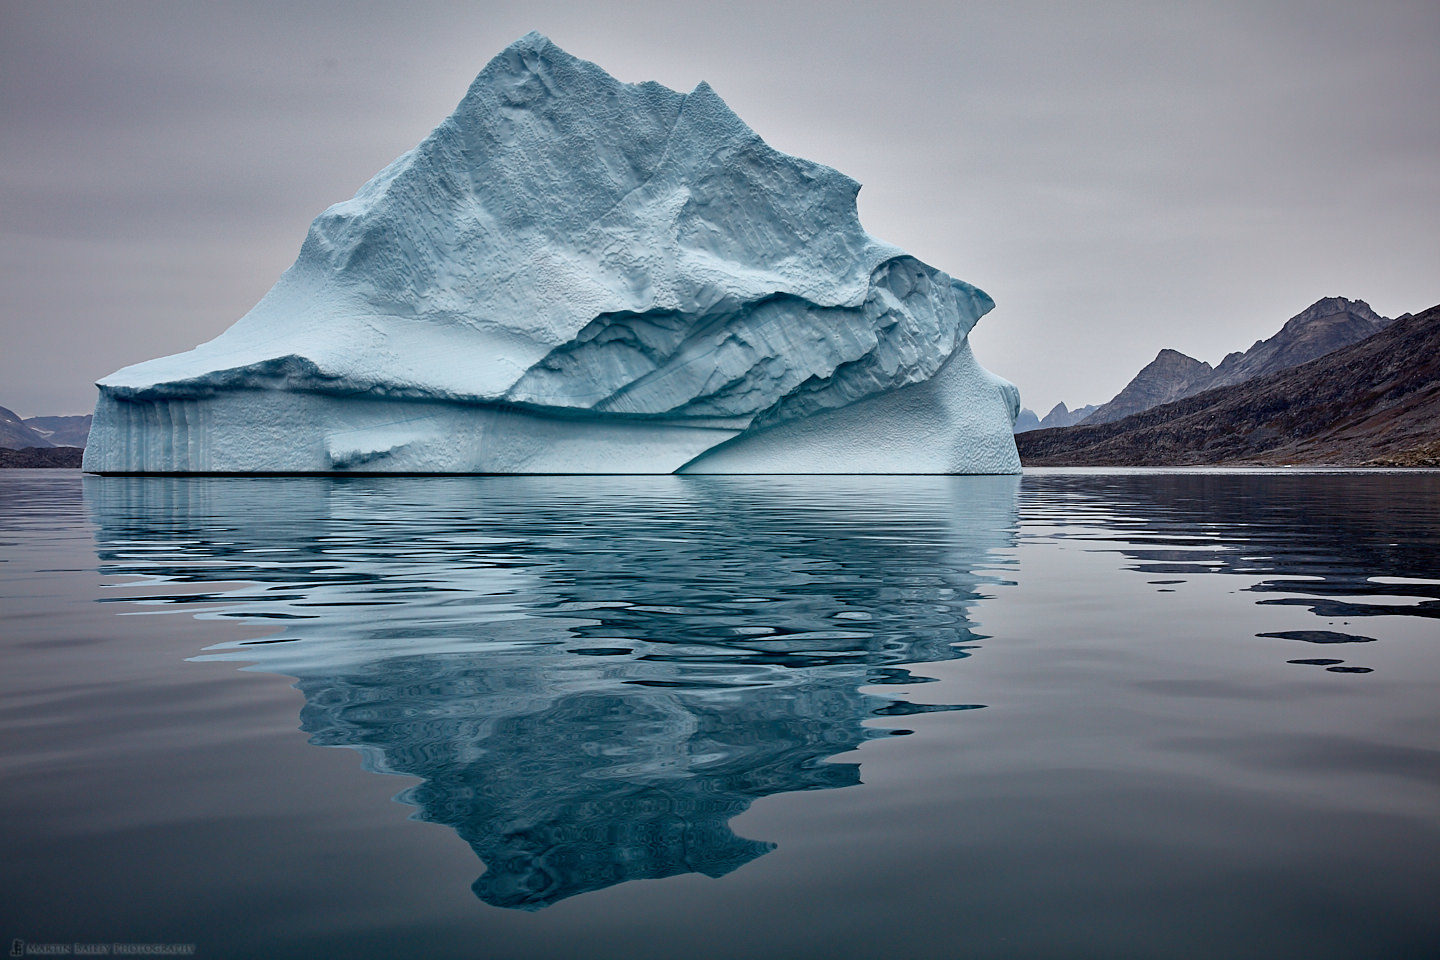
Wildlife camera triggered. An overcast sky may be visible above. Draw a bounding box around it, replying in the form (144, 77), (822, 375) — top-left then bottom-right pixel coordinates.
(2, 0), (1436, 417)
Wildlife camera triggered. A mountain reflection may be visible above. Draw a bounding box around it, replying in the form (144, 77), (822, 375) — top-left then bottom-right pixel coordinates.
(1022, 471), (1440, 664)
(85, 476), (1019, 909)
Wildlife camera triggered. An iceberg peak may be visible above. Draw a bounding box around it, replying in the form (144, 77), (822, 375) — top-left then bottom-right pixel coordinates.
(84, 34), (1020, 474)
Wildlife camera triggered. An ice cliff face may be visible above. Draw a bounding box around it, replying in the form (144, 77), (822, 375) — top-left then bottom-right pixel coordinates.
(84, 32), (1020, 474)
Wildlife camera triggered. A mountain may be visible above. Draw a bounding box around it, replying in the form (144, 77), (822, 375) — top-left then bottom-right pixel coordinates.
(1016, 303), (1440, 466)
(1203, 297), (1392, 391)
(1014, 402), (1098, 433)
(23, 414), (91, 447)
(1081, 297), (1392, 425)
(1, 407), (94, 449)
(1081, 350), (1213, 425)
(1037, 402), (1098, 430)
(84, 32), (1018, 475)
(0, 405), (54, 449)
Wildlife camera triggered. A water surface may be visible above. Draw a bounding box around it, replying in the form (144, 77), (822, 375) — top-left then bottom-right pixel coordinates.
(1, 469), (1436, 958)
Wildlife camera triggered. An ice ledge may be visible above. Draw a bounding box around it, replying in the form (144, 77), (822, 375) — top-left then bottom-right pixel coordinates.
(82, 343), (1019, 475)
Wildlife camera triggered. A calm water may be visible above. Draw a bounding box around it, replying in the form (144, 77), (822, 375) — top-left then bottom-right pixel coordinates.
(1, 469), (1437, 959)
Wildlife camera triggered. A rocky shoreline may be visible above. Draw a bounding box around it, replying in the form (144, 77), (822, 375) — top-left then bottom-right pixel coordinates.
(0, 446), (84, 468)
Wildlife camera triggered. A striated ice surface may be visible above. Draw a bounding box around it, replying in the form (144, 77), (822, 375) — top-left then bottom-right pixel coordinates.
(84, 32), (1019, 474)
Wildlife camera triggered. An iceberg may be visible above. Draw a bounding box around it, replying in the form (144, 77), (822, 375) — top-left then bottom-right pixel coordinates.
(83, 32), (1020, 474)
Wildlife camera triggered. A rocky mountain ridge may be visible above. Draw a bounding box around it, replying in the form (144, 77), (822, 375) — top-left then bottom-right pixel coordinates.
(0, 406), (92, 449)
(1013, 401), (1098, 434)
(1017, 303), (1440, 466)
(0, 406), (51, 449)
(24, 415), (92, 447)
(1081, 297), (1392, 425)
(1081, 349), (1214, 425)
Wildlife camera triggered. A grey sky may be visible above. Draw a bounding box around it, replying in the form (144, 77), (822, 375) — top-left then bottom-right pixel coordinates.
(2, 0), (1436, 417)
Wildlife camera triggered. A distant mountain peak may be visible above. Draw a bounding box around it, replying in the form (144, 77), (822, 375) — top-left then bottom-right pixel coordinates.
(1012, 407), (1042, 433)
(1, 404), (54, 449)
(1204, 297), (1392, 392)
(1081, 349), (1212, 426)
(1296, 295), (1379, 317)
(1031, 401), (1098, 430)
(1081, 297), (1393, 426)
(1, 405), (95, 450)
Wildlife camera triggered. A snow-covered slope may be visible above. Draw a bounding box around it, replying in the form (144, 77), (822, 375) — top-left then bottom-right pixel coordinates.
(84, 32), (1018, 474)
(1, 405), (53, 449)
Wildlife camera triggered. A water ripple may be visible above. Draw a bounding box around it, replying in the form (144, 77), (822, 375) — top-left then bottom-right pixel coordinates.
(85, 475), (1019, 909)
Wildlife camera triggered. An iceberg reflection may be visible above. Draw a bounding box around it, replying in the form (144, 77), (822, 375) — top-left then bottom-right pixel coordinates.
(86, 476), (1018, 909)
